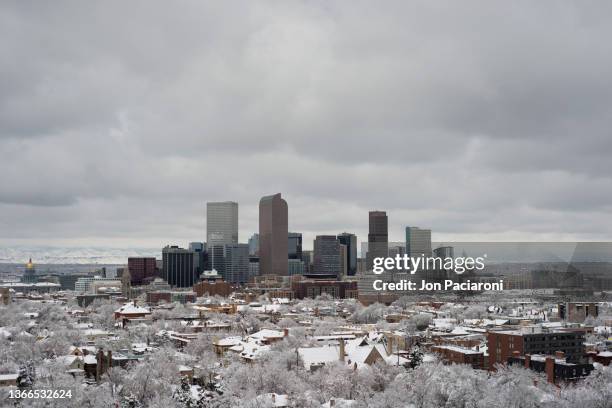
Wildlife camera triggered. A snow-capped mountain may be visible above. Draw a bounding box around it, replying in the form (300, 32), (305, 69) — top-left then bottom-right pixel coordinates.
(0, 246), (160, 264)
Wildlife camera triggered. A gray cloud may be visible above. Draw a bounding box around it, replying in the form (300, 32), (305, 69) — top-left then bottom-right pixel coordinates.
(1, 1), (612, 250)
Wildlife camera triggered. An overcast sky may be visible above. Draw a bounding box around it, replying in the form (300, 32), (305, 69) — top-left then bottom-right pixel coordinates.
(1, 1), (612, 251)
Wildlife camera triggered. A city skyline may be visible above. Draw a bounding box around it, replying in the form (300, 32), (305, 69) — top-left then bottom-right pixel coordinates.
(2, 2), (612, 249)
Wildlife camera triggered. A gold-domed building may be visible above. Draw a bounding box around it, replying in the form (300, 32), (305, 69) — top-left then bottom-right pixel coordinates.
(21, 258), (38, 283)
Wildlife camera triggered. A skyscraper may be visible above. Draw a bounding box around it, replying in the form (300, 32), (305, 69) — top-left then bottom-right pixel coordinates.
(189, 242), (206, 278)
(248, 233), (259, 256)
(434, 246), (454, 259)
(339, 244), (347, 277)
(337, 232), (357, 276)
(162, 246), (196, 288)
(301, 250), (313, 275)
(224, 243), (249, 284)
(312, 235), (341, 279)
(206, 201), (238, 245)
(288, 232), (303, 260)
(259, 193), (288, 276)
(405, 227), (432, 257)
(367, 211), (388, 270)
(208, 244), (226, 277)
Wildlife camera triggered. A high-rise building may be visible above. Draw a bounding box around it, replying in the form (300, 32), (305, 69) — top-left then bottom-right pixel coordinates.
(434, 246), (454, 259)
(208, 244), (226, 279)
(337, 233), (357, 276)
(301, 250), (313, 275)
(312, 235), (341, 279)
(288, 232), (303, 260)
(405, 227), (432, 257)
(206, 201), (238, 245)
(189, 242), (206, 278)
(162, 246), (196, 288)
(388, 244), (406, 258)
(339, 244), (347, 277)
(189, 242), (205, 252)
(248, 233), (259, 256)
(224, 244), (249, 284)
(288, 259), (305, 276)
(259, 193), (288, 276)
(127, 257), (157, 285)
(248, 256), (260, 280)
(366, 211), (388, 270)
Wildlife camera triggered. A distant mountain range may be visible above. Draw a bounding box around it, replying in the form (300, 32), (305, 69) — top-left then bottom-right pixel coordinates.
(0, 246), (160, 265)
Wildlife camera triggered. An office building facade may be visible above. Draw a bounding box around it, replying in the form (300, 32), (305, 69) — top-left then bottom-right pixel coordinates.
(288, 232), (303, 260)
(259, 193), (288, 276)
(366, 211), (388, 270)
(405, 226), (432, 257)
(206, 201), (238, 245)
(248, 233), (259, 256)
(224, 243), (250, 284)
(162, 246), (196, 288)
(127, 257), (157, 286)
(312, 235), (341, 279)
(337, 233), (357, 276)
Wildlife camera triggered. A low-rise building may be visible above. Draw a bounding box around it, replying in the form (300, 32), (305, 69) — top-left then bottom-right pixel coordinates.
(431, 345), (485, 370)
(114, 302), (151, 320)
(508, 351), (594, 384)
(487, 326), (586, 369)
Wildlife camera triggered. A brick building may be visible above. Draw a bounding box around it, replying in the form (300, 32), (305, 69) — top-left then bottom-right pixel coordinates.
(193, 280), (232, 297)
(128, 257), (158, 286)
(431, 345), (485, 369)
(291, 280), (358, 299)
(508, 351), (594, 384)
(487, 327), (585, 369)
(558, 302), (599, 323)
(146, 290), (196, 304)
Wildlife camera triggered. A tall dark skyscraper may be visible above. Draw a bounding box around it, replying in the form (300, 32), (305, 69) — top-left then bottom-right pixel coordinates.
(366, 211), (388, 270)
(312, 235), (341, 279)
(288, 232), (303, 260)
(189, 242), (206, 278)
(162, 245), (196, 288)
(337, 232), (357, 276)
(259, 193), (288, 276)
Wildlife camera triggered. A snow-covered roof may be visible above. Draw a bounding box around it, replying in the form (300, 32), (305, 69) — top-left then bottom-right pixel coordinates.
(249, 329), (285, 341)
(115, 303), (151, 314)
(239, 342), (271, 360)
(214, 336), (242, 347)
(433, 344), (483, 355)
(299, 346), (339, 370)
(84, 355), (97, 364)
(254, 393), (289, 407)
(0, 374), (19, 381)
(298, 336), (387, 370)
(450, 327), (470, 335)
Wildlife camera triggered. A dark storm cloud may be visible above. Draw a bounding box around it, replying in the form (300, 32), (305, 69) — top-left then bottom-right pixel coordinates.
(1, 0), (612, 249)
